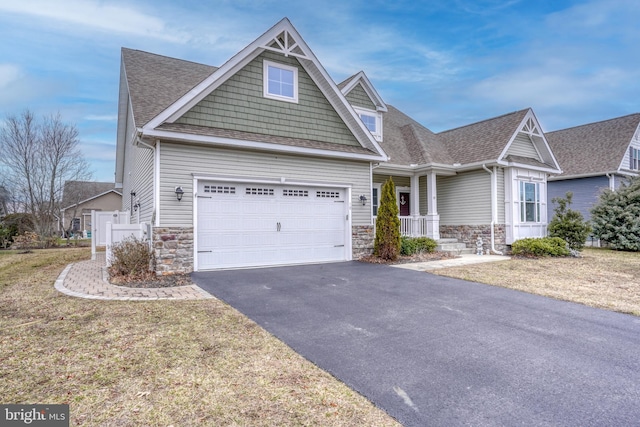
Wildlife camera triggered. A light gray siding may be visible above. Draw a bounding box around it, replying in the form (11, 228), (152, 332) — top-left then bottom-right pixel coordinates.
(437, 170), (491, 225)
(121, 105), (155, 224)
(159, 142), (371, 227)
(547, 175), (609, 221)
(507, 133), (540, 160)
(176, 51), (360, 147)
(373, 174), (410, 188)
(497, 167), (505, 223)
(345, 83), (376, 110)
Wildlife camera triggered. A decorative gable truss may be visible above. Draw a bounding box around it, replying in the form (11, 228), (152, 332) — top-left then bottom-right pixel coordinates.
(141, 18), (387, 162)
(499, 110), (561, 173)
(340, 71), (388, 142)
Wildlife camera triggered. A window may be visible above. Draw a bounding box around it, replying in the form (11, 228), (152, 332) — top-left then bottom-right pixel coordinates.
(519, 181), (541, 222)
(354, 107), (382, 141)
(631, 147), (640, 170)
(263, 60), (298, 102)
(372, 184), (381, 216)
(360, 114), (377, 132)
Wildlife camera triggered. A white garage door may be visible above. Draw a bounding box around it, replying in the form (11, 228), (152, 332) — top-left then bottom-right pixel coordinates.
(196, 181), (348, 270)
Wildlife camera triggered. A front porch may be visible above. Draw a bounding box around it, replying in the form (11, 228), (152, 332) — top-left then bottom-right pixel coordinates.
(373, 215), (439, 238)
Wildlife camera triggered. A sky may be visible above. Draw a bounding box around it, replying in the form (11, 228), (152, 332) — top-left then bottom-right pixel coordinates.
(1, 0), (639, 182)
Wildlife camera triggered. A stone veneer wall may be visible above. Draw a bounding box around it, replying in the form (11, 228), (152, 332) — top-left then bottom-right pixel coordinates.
(352, 225), (374, 259)
(439, 224), (507, 253)
(153, 227), (194, 275)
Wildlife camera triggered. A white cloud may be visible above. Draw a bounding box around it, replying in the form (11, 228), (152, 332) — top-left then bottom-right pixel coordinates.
(0, 64), (21, 89)
(0, 0), (189, 43)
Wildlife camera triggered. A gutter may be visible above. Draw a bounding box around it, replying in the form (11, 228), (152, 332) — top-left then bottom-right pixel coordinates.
(482, 164), (504, 255)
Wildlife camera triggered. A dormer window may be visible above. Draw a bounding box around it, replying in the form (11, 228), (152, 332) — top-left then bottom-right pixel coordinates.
(263, 60), (298, 103)
(354, 107), (382, 141)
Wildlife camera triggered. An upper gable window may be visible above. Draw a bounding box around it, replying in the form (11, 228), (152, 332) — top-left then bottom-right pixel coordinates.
(354, 107), (382, 141)
(631, 147), (639, 170)
(263, 60), (298, 103)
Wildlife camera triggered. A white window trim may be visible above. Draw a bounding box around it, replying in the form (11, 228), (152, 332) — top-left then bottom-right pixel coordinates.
(354, 107), (383, 141)
(372, 183), (382, 217)
(519, 180), (542, 223)
(263, 59), (298, 103)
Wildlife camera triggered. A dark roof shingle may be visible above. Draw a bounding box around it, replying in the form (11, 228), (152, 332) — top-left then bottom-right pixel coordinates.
(546, 114), (640, 177)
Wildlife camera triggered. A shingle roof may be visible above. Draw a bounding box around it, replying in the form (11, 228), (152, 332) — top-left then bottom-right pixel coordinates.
(546, 114), (640, 177)
(61, 181), (120, 209)
(381, 106), (453, 166)
(437, 109), (530, 165)
(122, 48), (216, 127)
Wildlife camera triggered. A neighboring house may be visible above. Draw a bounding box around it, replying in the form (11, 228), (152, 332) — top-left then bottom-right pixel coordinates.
(546, 114), (640, 221)
(60, 181), (122, 237)
(115, 18), (561, 273)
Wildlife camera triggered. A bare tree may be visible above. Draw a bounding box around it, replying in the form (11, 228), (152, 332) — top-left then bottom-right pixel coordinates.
(0, 110), (92, 244)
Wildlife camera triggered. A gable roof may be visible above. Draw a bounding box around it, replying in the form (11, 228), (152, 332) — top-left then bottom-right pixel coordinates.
(546, 113), (640, 178)
(61, 181), (121, 210)
(338, 71), (388, 112)
(123, 18), (386, 161)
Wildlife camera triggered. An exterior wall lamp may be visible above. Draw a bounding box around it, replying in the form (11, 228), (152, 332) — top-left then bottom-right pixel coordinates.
(359, 194), (367, 205)
(175, 186), (184, 201)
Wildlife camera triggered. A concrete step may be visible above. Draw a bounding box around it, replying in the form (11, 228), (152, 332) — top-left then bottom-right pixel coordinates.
(436, 239), (474, 255)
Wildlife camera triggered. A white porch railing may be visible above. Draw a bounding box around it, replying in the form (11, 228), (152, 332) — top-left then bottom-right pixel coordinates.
(373, 215), (439, 239)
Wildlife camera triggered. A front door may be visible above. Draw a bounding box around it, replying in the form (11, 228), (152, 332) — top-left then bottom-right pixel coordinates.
(399, 192), (410, 216)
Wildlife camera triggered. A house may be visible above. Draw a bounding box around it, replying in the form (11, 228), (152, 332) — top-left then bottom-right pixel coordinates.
(60, 181), (122, 237)
(546, 114), (640, 221)
(115, 18), (561, 273)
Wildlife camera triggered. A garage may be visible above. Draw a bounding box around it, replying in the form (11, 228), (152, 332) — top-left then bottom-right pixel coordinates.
(196, 180), (349, 270)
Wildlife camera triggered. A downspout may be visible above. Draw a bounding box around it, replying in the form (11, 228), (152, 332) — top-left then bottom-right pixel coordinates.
(482, 164), (504, 255)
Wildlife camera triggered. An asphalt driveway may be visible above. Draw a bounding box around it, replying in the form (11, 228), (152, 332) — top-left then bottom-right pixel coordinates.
(192, 261), (640, 426)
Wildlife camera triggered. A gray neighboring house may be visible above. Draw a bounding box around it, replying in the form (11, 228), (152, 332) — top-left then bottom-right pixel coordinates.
(546, 114), (640, 221)
(60, 181), (122, 237)
(115, 17), (562, 274)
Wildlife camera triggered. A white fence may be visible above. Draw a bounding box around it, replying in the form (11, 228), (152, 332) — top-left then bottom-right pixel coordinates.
(91, 210), (131, 260)
(105, 222), (151, 266)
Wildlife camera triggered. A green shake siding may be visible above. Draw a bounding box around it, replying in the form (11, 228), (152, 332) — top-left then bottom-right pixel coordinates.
(345, 83), (376, 110)
(176, 51), (360, 147)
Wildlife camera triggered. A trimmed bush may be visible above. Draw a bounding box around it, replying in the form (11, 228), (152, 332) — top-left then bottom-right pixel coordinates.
(374, 177), (401, 260)
(511, 237), (570, 257)
(108, 236), (154, 279)
(548, 192), (591, 251)
(400, 236), (437, 256)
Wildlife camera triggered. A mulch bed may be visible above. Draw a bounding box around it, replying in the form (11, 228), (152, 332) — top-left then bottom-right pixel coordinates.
(109, 272), (194, 288)
(359, 251), (457, 265)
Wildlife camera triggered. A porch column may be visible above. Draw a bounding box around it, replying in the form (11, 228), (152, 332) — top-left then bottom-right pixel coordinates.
(426, 172), (440, 240)
(410, 175), (420, 236)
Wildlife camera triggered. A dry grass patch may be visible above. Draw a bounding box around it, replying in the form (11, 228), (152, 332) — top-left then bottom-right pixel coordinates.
(0, 248), (399, 426)
(434, 248), (640, 316)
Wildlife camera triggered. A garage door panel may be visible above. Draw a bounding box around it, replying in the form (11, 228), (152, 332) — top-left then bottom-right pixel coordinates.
(197, 182), (347, 270)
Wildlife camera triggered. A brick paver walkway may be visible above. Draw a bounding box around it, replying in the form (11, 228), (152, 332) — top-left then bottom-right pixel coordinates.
(55, 253), (214, 300)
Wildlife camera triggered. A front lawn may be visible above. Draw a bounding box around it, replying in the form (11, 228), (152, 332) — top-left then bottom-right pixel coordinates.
(434, 248), (640, 316)
(0, 248), (399, 426)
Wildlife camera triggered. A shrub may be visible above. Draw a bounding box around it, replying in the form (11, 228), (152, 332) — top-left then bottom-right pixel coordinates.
(1, 213), (35, 239)
(590, 176), (640, 251)
(511, 237), (570, 257)
(374, 178), (401, 260)
(400, 236), (437, 255)
(108, 236), (155, 279)
(548, 192), (591, 251)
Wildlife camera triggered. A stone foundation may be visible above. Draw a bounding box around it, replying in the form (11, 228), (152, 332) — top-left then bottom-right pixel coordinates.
(153, 227), (194, 275)
(439, 224), (507, 253)
(352, 225), (374, 259)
